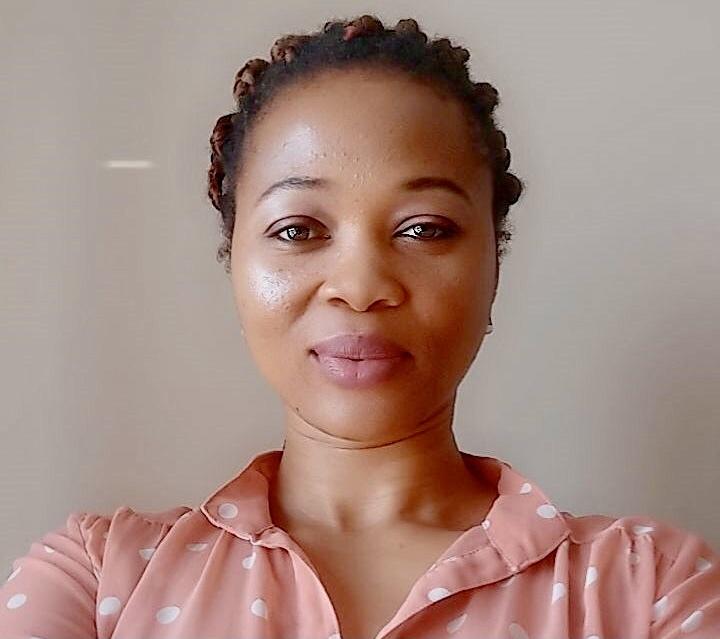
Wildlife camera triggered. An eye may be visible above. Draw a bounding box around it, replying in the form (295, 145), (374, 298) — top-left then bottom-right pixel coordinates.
(270, 222), (326, 243)
(398, 221), (456, 241)
(268, 219), (457, 243)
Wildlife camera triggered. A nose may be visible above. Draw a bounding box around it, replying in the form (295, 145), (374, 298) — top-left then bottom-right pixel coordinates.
(317, 239), (406, 312)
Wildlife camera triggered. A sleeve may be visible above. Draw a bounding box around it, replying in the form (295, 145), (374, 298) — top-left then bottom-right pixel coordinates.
(649, 529), (720, 638)
(0, 511), (100, 639)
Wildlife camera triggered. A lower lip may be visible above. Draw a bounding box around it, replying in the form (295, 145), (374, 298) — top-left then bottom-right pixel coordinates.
(310, 351), (410, 389)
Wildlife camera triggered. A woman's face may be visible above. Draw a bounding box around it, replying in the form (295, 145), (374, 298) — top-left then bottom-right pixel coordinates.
(230, 66), (498, 444)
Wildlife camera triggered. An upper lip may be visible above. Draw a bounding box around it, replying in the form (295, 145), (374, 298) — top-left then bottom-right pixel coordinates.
(310, 333), (408, 360)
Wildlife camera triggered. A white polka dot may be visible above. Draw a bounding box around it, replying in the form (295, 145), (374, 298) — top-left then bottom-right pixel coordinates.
(585, 566), (598, 587)
(536, 504), (558, 519)
(680, 610), (703, 633)
(6, 566), (21, 582)
(427, 586), (451, 602)
(98, 596), (122, 615)
(509, 622), (529, 639)
(632, 524), (654, 535)
(30, 636), (47, 639)
(519, 482), (532, 494)
(102, 531), (109, 539)
(186, 542), (208, 552)
(481, 519), (491, 530)
(587, 635), (601, 639)
(43, 545), (55, 554)
(652, 595), (668, 621)
(446, 612), (467, 633)
(551, 582), (566, 603)
(242, 551), (257, 569)
(138, 548), (155, 560)
(218, 502), (239, 519)
(250, 597), (268, 618)
(6, 593), (27, 609)
(696, 556), (712, 573)
(156, 605), (181, 624)
(328, 634), (341, 639)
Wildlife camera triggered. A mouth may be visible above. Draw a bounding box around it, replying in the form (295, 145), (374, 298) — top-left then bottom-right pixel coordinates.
(309, 349), (406, 361)
(308, 349), (410, 389)
(309, 332), (408, 360)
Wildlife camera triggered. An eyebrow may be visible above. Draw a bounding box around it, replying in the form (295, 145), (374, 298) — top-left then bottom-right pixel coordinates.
(254, 175), (472, 206)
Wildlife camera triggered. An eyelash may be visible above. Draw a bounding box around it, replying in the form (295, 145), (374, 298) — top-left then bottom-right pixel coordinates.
(269, 221), (457, 243)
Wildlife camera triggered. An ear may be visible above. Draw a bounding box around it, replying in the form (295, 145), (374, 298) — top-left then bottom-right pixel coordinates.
(490, 250), (500, 309)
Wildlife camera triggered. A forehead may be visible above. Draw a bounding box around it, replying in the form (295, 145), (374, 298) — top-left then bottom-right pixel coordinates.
(237, 67), (487, 196)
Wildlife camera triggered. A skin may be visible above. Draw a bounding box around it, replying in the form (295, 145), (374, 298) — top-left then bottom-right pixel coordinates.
(230, 65), (500, 538)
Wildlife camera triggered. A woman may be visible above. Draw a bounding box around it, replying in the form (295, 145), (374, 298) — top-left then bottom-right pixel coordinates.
(1, 13), (718, 639)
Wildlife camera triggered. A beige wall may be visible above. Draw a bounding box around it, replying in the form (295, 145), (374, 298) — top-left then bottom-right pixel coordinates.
(1, 0), (718, 572)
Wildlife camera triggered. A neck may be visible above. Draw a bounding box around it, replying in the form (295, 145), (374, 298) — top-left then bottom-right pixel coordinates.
(268, 407), (496, 534)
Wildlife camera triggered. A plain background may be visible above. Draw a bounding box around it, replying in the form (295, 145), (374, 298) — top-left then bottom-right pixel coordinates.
(1, 1), (718, 574)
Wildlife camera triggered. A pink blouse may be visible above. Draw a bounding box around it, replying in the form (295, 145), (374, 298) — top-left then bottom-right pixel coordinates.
(2, 448), (718, 638)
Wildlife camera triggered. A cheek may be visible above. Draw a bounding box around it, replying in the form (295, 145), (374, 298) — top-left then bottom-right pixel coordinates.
(247, 264), (294, 309)
(431, 277), (487, 332)
(232, 261), (299, 326)
(416, 267), (493, 364)
(434, 254), (494, 315)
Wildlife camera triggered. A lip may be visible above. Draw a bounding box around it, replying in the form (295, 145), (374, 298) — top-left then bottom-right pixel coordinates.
(309, 333), (408, 360)
(310, 352), (410, 389)
(308, 333), (411, 389)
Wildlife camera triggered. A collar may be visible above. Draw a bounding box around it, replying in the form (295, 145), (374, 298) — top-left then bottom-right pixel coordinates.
(200, 448), (572, 574)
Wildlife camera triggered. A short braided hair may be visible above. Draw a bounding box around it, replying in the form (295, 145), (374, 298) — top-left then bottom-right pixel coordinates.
(208, 14), (524, 275)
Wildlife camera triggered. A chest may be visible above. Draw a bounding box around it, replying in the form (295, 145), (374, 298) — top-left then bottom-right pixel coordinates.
(291, 527), (466, 639)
